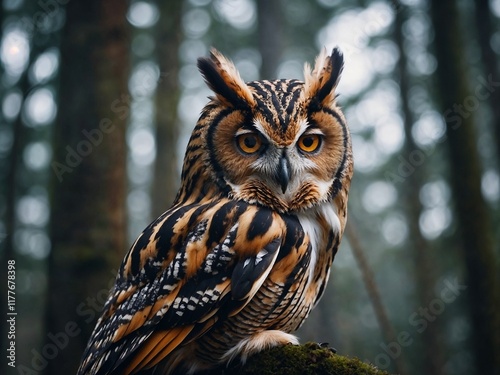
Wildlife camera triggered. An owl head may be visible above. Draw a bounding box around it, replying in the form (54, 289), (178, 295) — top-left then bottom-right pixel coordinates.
(177, 48), (353, 214)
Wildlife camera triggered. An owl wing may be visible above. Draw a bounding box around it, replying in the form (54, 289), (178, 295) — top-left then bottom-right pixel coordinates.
(78, 200), (285, 375)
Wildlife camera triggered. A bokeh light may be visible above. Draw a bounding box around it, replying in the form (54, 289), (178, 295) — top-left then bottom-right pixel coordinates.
(183, 8), (211, 38)
(31, 49), (59, 84)
(0, 27), (30, 78)
(481, 169), (500, 202)
(412, 110), (446, 148)
(213, 0), (256, 30)
(2, 90), (23, 120)
(16, 195), (50, 227)
(128, 128), (156, 166)
(23, 141), (52, 171)
(127, 1), (160, 28)
(362, 180), (398, 214)
(382, 213), (409, 246)
(24, 87), (57, 126)
(14, 228), (51, 259)
(129, 61), (160, 98)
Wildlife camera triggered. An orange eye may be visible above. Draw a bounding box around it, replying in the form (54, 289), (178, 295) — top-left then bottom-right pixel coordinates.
(237, 133), (262, 154)
(298, 134), (321, 153)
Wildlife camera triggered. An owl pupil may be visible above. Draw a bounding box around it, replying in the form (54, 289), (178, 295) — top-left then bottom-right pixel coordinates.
(303, 137), (314, 147)
(245, 136), (257, 148)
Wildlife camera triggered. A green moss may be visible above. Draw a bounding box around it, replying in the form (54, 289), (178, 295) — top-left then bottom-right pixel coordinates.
(203, 343), (391, 375)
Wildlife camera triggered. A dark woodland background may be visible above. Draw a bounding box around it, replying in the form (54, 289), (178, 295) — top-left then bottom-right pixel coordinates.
(1, 0), (499, 374)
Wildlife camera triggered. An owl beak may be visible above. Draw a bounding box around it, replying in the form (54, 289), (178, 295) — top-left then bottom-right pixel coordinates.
(276, 155), (291, 194)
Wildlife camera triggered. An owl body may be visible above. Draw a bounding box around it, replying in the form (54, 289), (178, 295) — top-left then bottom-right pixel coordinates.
(78, 48), (352, 374)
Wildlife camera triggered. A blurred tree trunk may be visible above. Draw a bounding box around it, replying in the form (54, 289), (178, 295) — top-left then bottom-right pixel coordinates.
(1, 61), (22, 366)
(474, 0), (500, 170)
(474, 0), (500, 284)
(429, 1), (499, 374)
(9, 47), (43, 371)
(151, 0), (183, 218)
(2, 2), (52, 366)
(0, 4), (21, 361)
(256, 0), (284, 79)
(45, 1), (129, 374)
(0, 0), (4, 354)
(345, 222), (409, 375)
(393, 7), (446, 375)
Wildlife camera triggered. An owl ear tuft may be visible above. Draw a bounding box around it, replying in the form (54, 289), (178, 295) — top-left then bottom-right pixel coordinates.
(303, 47), (344, 108)
(197, 48), (255, 109)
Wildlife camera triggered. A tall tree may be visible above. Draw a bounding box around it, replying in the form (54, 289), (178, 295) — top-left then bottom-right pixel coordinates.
(0, 3), (19, 361)
(346, 221), (410, 375)
(429, 1), (499, 374)
(474, 0), (500, 171)
(393, 6), (446, 375)
(45, 1), (129, 374)
(151, 0), (184, 218)
(1, 1), (56, 365)
(256, 0), (284, 79)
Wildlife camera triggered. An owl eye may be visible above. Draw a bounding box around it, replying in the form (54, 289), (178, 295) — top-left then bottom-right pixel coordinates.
(236, 133), (263, 154)
(297, 134), (321, 153)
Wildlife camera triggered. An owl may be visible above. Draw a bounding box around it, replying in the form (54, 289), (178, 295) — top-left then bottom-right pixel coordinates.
(77, 47), (353, 375)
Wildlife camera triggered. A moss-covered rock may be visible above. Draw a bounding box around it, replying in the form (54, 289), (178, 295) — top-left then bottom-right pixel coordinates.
(200, 342), (391, 375)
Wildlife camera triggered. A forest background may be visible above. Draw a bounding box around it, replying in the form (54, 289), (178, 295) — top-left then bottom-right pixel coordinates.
(0, 0), (499, 374)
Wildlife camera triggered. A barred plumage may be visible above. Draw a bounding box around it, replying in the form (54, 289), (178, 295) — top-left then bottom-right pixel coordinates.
(78, 47), (353, 374)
